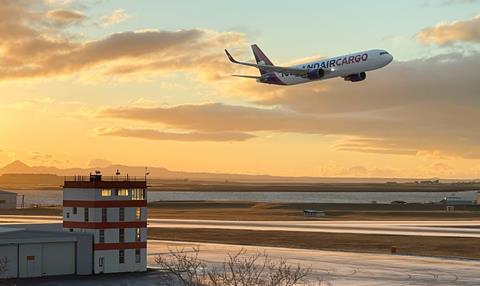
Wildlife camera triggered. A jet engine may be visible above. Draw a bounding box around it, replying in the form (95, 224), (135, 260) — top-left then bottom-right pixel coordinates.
(344, 72), (366, 82)
(307, 69), (325, 80)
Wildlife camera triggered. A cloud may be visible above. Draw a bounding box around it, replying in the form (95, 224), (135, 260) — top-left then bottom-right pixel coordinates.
(46, 9), (86, 25)
(44, 0), (74, 5)
(97, 50), (480, 158)
(28, 151), (69, 166)
(96, 127), (255, 142)
(97, 103), (387, 135)
(417, 15), (480, 45)
(100, 9), (130, 27)
(0, 1), (246, 82)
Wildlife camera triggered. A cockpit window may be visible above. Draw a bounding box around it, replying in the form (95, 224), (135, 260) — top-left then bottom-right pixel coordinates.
(380, 51), (389, 55)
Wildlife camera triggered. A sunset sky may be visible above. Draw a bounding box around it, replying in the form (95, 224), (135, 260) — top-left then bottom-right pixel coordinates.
(1, 0), (480, 178)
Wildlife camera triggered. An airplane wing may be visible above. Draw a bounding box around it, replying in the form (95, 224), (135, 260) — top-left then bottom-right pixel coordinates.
(225, 49), (309, 76)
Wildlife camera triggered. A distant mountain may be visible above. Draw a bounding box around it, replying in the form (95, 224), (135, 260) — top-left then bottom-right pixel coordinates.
(0, 160), (474, 184)
(1, 160), (31, 173)
(0, 160), (290, 182)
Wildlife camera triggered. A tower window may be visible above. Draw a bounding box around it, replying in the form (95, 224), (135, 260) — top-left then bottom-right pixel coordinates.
(132, 189), (145, 200)
(135, 228), (141, 241)
(117, 189), (128, 196)
(119, 250), (125, 264)
(99, 229), (105, 243)
(84, 208), (89, 222)
(135, 208), (141, 220)
(101, 189), (111, 197)
(119, 207), (125, 221)
(73, 207), (77, 214)
(135, 249), (141, 263)
(119, 228), (125, 242)
(102, 208), (107, 222)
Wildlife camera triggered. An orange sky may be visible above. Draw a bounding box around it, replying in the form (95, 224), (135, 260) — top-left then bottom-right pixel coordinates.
(0, 1), (480, 179)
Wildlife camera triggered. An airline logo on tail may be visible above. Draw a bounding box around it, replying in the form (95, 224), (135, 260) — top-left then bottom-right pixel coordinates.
(251, 44), (273, 75)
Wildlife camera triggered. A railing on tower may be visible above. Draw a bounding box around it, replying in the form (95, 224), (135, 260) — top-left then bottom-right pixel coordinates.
(64, 175), (145, 182)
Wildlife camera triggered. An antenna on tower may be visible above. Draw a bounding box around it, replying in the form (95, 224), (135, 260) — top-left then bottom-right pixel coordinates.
(144, 167), (150, 182)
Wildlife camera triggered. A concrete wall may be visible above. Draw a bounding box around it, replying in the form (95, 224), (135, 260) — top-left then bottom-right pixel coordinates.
(18, 243), (43, 278)
(94, 249), (146, 274)
(75, 234), (93, 275)
(17, 242), (77, 278)
(42, 242), (75, 276)
(0, 193), (16, 209)
(0, 244), (18, 279)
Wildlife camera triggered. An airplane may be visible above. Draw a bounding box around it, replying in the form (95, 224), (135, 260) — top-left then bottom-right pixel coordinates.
(225, 44), (393, 85)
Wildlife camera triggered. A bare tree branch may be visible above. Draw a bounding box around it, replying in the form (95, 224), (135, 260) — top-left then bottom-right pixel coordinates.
(155, 247), (333, 286)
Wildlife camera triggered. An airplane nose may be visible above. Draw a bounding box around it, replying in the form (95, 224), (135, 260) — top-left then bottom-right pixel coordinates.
(387, 54), (393, 64)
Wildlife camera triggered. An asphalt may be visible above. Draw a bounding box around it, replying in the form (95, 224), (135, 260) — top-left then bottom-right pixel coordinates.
(148, 240), (480, 286)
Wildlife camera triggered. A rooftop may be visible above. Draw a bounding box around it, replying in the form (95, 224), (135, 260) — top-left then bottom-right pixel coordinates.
(0, 190), (17, 195)
(0, 227), (91, 244)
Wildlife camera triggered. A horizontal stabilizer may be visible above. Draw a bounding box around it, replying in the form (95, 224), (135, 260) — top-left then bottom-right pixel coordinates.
(232, 74), (261, 79)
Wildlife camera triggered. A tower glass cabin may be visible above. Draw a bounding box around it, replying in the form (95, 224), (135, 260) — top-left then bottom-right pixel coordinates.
(63, 174), (147, 274)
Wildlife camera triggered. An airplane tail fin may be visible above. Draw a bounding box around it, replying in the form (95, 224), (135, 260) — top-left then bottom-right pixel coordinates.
(251, 44), (273, 75)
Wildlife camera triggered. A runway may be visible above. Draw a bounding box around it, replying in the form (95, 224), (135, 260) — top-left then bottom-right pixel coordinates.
(148, 240), (480, 286)
(1, 215), (480, 237)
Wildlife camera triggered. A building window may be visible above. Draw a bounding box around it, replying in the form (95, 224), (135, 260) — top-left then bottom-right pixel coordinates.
(66, 212), (70, 218)
(135, 228), (141, 241)
(99, 229), (105, 243)
(69, 228), (73, 232)
(101, 189), (112, 197)
(119, 250), (125, 264)
(73, 207), (77, 214)
(102, 208), (107, 222)
(117, 189), (128, 196)
(135, 207), (141, 220)
(135, 249), (141, 263)
(119, 228), (125, 242)
(132, 189), (145, 200)
(84, 208), (89, 222)
(119, 207), (125, 221)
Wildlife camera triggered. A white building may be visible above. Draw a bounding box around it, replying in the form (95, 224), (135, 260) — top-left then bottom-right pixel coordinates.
(0, 190), (17, 209)
(63, 174), (147, 274)
(0, 227), (92, 279)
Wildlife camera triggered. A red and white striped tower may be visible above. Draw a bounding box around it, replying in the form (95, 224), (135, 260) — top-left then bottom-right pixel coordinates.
(63, 173), (147, 274)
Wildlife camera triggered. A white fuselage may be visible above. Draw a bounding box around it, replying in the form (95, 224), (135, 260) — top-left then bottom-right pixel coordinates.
(264, 49), (393, 85)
